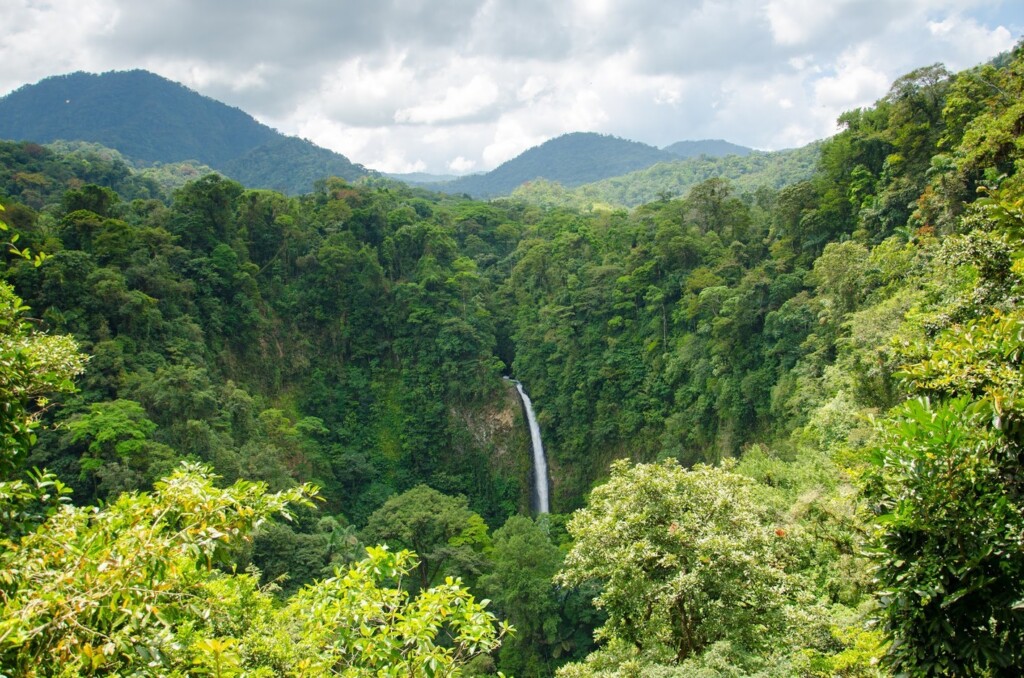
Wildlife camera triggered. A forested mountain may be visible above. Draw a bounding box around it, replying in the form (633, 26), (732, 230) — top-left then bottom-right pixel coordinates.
(431, 132), (676, 198)
(220, 136), (370, 194)
(2, 44), (1024, 677)
(662, 138), (754, 158)
(513, 141), (820, 208)
(0, 70), (369, 194)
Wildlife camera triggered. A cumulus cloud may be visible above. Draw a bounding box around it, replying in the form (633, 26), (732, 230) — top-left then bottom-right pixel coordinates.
(928, 14), (1016, 63)
(0, 0), (117, 95)
(449, 156), (477, 173)
(813, 46), (892, 110)
(1, 0), (1022, 173)
(395, 74), (501, 125)
(765, 0), (838, 46)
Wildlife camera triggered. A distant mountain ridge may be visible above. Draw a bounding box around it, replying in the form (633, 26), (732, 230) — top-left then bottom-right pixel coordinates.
(663, 139), (753, 158)
(0, 70), (369, 194)
(386, 171), (462, 185)
(2, 70), (769, 199)
(431, 132), (677, 198)
(512, 142), (820, 209)
(430, 132), (759, 199)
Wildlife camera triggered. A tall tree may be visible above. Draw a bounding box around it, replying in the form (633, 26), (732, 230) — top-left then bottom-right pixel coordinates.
(361, 485), (491, 590)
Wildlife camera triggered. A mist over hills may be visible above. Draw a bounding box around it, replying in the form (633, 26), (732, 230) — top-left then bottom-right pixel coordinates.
(386, 171), (462, 184)
(0, 70), (369, 194)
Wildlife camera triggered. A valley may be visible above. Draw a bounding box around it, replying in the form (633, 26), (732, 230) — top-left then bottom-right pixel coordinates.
(1, 40), (1023, 677)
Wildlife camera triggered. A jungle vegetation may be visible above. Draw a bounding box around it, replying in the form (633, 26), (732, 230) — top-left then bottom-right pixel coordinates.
(1, 44), (1023, 676)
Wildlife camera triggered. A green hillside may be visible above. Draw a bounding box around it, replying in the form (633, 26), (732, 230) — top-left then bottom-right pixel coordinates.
(662, 138), (754, 158)
(221, 136), (368, 194)
(513, 142), (820, 208)
(1, 45), (1024, 677)
(0, 70), (369, 194)
(432, 132), (676, 198)
(0, 71), (277, 167)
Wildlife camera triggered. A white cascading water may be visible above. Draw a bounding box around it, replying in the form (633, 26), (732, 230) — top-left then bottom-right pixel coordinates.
(511, 380), (550, 514)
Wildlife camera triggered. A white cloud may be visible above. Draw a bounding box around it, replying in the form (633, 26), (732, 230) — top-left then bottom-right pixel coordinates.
(145, 60), (276, 95)
(395, 74), (500, 125)
(764, 0), (839, 46)
(311, 55), (419, 127)
(0, 0), (117, 94)
(928, 14), (1015, 64)
(482, 117), (548, 168)
(448, 156), (477, 173)
(517, 75), (549, 103)
(655, 86), (682, 105)
(813, 46), (891, 110)
(2, 0), (1021, 173)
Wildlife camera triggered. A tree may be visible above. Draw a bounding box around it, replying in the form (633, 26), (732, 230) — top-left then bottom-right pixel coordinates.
(866, 311), (1024, 675)
(480, 515), (589, 677)
(66, 398), (178, 498)
(0, 463), (317, 674)
(0, 281), (84, 536)
(0, 464), (509, 676)
(809, 240), (871, 316)
(281, 546), (510, 677)
(361, 485), (491, 590)
(557, 460), (799, 668)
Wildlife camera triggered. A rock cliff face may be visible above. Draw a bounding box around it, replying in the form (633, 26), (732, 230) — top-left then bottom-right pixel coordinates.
(450, 380), (533, 517)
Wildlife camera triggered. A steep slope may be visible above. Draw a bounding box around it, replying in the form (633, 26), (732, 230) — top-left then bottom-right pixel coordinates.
(662, 138), (753, 158)
(222, 136), (369, 193)
(433, 132), (675, 198)
(0, 71), (276, 167)
(0, 70), (368, 194)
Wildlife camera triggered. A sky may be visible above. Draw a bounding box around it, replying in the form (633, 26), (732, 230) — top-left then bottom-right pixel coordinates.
(2, 1), (1022, 175)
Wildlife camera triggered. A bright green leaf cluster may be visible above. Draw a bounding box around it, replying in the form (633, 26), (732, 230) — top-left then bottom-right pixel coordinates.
(867, 310), (1024, 675)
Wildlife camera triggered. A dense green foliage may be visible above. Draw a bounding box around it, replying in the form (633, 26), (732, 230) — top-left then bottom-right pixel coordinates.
(480, 515), (600, 675)
(222, 137), (370, 196)
(867, 316), (1024, 675)
(2, 170), (535, 525)
(361, 485), (492, 590)
(0, 71), (369, 194)
(433, 133), (677, 198)
(42, 141), (222, 197)
(559, 461), (802, 667)
(0, 140), (164, 210)
(555, 457), (876, 676)
(0, 282), (508, 677)
(2, 42), (1024, 676)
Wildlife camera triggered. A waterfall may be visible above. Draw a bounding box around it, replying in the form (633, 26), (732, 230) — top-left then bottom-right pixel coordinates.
(509, 379), (550, 514)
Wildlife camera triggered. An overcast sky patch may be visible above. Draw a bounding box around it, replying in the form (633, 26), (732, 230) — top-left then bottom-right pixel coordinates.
(2, 0), (1021, 174)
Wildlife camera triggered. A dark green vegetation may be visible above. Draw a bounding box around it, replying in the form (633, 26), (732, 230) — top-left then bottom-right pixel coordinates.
(0, 70), (369, 194)
(2, 44), (1024, 676)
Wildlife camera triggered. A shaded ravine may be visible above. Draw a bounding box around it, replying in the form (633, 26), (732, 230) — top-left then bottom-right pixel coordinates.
(508, 379), (550, 514)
